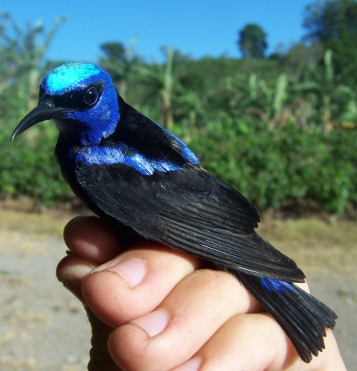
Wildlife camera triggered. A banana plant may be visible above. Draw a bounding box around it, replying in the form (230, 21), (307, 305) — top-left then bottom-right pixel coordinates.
(136, 47), (183, 131)
(292, 49), (355, 132)
(0, 13), (65, 118)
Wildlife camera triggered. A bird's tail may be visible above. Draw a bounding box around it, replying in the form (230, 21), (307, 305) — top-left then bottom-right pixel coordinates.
(236, 273), (337, 363)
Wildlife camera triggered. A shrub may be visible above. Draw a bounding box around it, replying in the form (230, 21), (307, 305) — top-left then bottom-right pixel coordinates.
(188, 120), (356, 214)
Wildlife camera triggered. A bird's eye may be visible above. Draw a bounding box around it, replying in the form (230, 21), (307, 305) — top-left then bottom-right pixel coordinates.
(84, 86), (99, 106)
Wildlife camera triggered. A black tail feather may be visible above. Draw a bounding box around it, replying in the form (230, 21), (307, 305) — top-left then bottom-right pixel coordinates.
(236, 273), (337, 363)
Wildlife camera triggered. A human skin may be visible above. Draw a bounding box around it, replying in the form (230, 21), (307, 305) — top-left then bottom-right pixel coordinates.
(56, 216), (346, 371)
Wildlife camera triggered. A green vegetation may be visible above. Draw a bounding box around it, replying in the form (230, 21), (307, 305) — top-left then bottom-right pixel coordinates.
(0, 0), (356, 214)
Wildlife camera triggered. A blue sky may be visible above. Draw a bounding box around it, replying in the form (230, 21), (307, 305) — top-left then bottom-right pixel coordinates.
(2, 0), (312, 63)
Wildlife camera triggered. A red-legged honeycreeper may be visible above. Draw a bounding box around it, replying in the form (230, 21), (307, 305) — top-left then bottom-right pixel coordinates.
(11, 63), (336, 363)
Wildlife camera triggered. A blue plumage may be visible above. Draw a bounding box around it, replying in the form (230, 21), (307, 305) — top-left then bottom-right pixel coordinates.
(260, 277), (294, 293)
(12, 63), (337, 363)
(42, 63), (102, 94)
(72, 143), (184, 175)
(163, 128), (200, 164)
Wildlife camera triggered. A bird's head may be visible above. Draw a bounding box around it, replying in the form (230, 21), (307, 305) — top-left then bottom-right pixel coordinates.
(11, 63), (120, 146)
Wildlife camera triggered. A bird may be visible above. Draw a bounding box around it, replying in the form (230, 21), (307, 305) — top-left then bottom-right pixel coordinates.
(12, 63), (336, 363)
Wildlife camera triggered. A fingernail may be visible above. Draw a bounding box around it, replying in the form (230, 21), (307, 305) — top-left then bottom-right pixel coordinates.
(174, 357), (202, 371)
(133, 308), (169, 337)
(56, 255), (97, 283)
(108, 258), (146, 288)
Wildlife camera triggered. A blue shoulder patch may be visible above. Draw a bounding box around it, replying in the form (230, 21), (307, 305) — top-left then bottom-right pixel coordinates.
(42, 63), (101, 95)
(72, 144), (183, 175)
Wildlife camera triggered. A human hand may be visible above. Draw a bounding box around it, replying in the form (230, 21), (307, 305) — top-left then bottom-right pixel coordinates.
(57, 216), (345, 370)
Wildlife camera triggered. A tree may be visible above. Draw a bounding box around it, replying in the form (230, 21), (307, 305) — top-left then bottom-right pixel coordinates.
(238, 24), (268, 58)
(303, 0), (357, 81)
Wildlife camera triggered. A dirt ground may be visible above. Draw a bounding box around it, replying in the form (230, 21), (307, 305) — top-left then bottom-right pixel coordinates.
(0, 208), (356, 370)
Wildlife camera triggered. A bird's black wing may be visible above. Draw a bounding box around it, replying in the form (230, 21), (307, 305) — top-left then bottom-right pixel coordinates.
(75, 163), (304, 281)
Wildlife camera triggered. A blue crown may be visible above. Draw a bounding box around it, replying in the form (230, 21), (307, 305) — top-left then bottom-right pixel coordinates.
(42, 63), (102, 95)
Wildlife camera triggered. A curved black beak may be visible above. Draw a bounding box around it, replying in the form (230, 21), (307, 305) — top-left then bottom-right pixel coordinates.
(11, 98), (71, 141)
